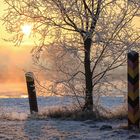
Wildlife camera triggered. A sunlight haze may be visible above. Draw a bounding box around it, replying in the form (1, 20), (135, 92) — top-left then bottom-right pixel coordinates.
(0, 0), (139, 97)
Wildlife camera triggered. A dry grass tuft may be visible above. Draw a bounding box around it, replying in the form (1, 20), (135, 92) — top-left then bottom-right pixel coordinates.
(28, 104), (127, 121)
(47, 109), (99, 121)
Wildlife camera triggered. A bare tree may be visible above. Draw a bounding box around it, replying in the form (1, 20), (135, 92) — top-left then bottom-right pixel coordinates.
(2, 0), (140, 111)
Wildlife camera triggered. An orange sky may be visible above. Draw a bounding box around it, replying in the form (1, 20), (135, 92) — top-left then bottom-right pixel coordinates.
(0, 0), (139, 72)
(0, 0), (139, 96)
(0, 0), (35, 84)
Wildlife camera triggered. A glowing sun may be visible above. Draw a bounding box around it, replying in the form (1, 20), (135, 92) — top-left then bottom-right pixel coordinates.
(21, 24), (32, 36)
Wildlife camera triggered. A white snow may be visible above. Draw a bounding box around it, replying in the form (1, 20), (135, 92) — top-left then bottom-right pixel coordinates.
(0, 96), (124, 120)
(0, 95), (138, 140)
(0, 118), (139, 140)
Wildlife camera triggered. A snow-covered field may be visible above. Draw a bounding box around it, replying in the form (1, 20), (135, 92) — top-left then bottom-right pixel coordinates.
(0, 118), (138, 140)
(0, 96), (139, 140)
(0, 96), (124, 120)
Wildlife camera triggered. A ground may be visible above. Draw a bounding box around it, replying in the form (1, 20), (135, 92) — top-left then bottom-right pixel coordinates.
(0, 118), (139, 140)
(0, 96), (138, 140)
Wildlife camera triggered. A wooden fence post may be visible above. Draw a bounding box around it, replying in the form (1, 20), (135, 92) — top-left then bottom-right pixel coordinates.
(25, 72), (38, 114)
(128, 51), (139, 128)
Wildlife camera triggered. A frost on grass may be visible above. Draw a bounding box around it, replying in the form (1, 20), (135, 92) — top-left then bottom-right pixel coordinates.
(0, 96), (126, 120)
(0, 112), (28, 121)
(99, 104), (127, 119)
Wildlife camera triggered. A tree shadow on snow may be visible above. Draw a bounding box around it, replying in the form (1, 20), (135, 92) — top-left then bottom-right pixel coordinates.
(24, 118), (46, 139)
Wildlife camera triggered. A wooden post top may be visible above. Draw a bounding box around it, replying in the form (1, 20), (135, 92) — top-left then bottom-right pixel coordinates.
(25, 72), (34, 82)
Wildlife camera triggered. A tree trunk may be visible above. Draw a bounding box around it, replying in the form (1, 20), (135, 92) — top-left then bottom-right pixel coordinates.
(83, 37), (93, 111)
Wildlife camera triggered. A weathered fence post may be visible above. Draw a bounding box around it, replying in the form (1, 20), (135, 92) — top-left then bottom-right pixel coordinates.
(25, 72), (38, 114)
(128, 51), (139, 128)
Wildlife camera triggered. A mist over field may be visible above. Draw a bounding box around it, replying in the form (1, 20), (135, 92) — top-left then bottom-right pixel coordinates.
(0, 44), (127, 97)
(0, 45), (33, 96)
